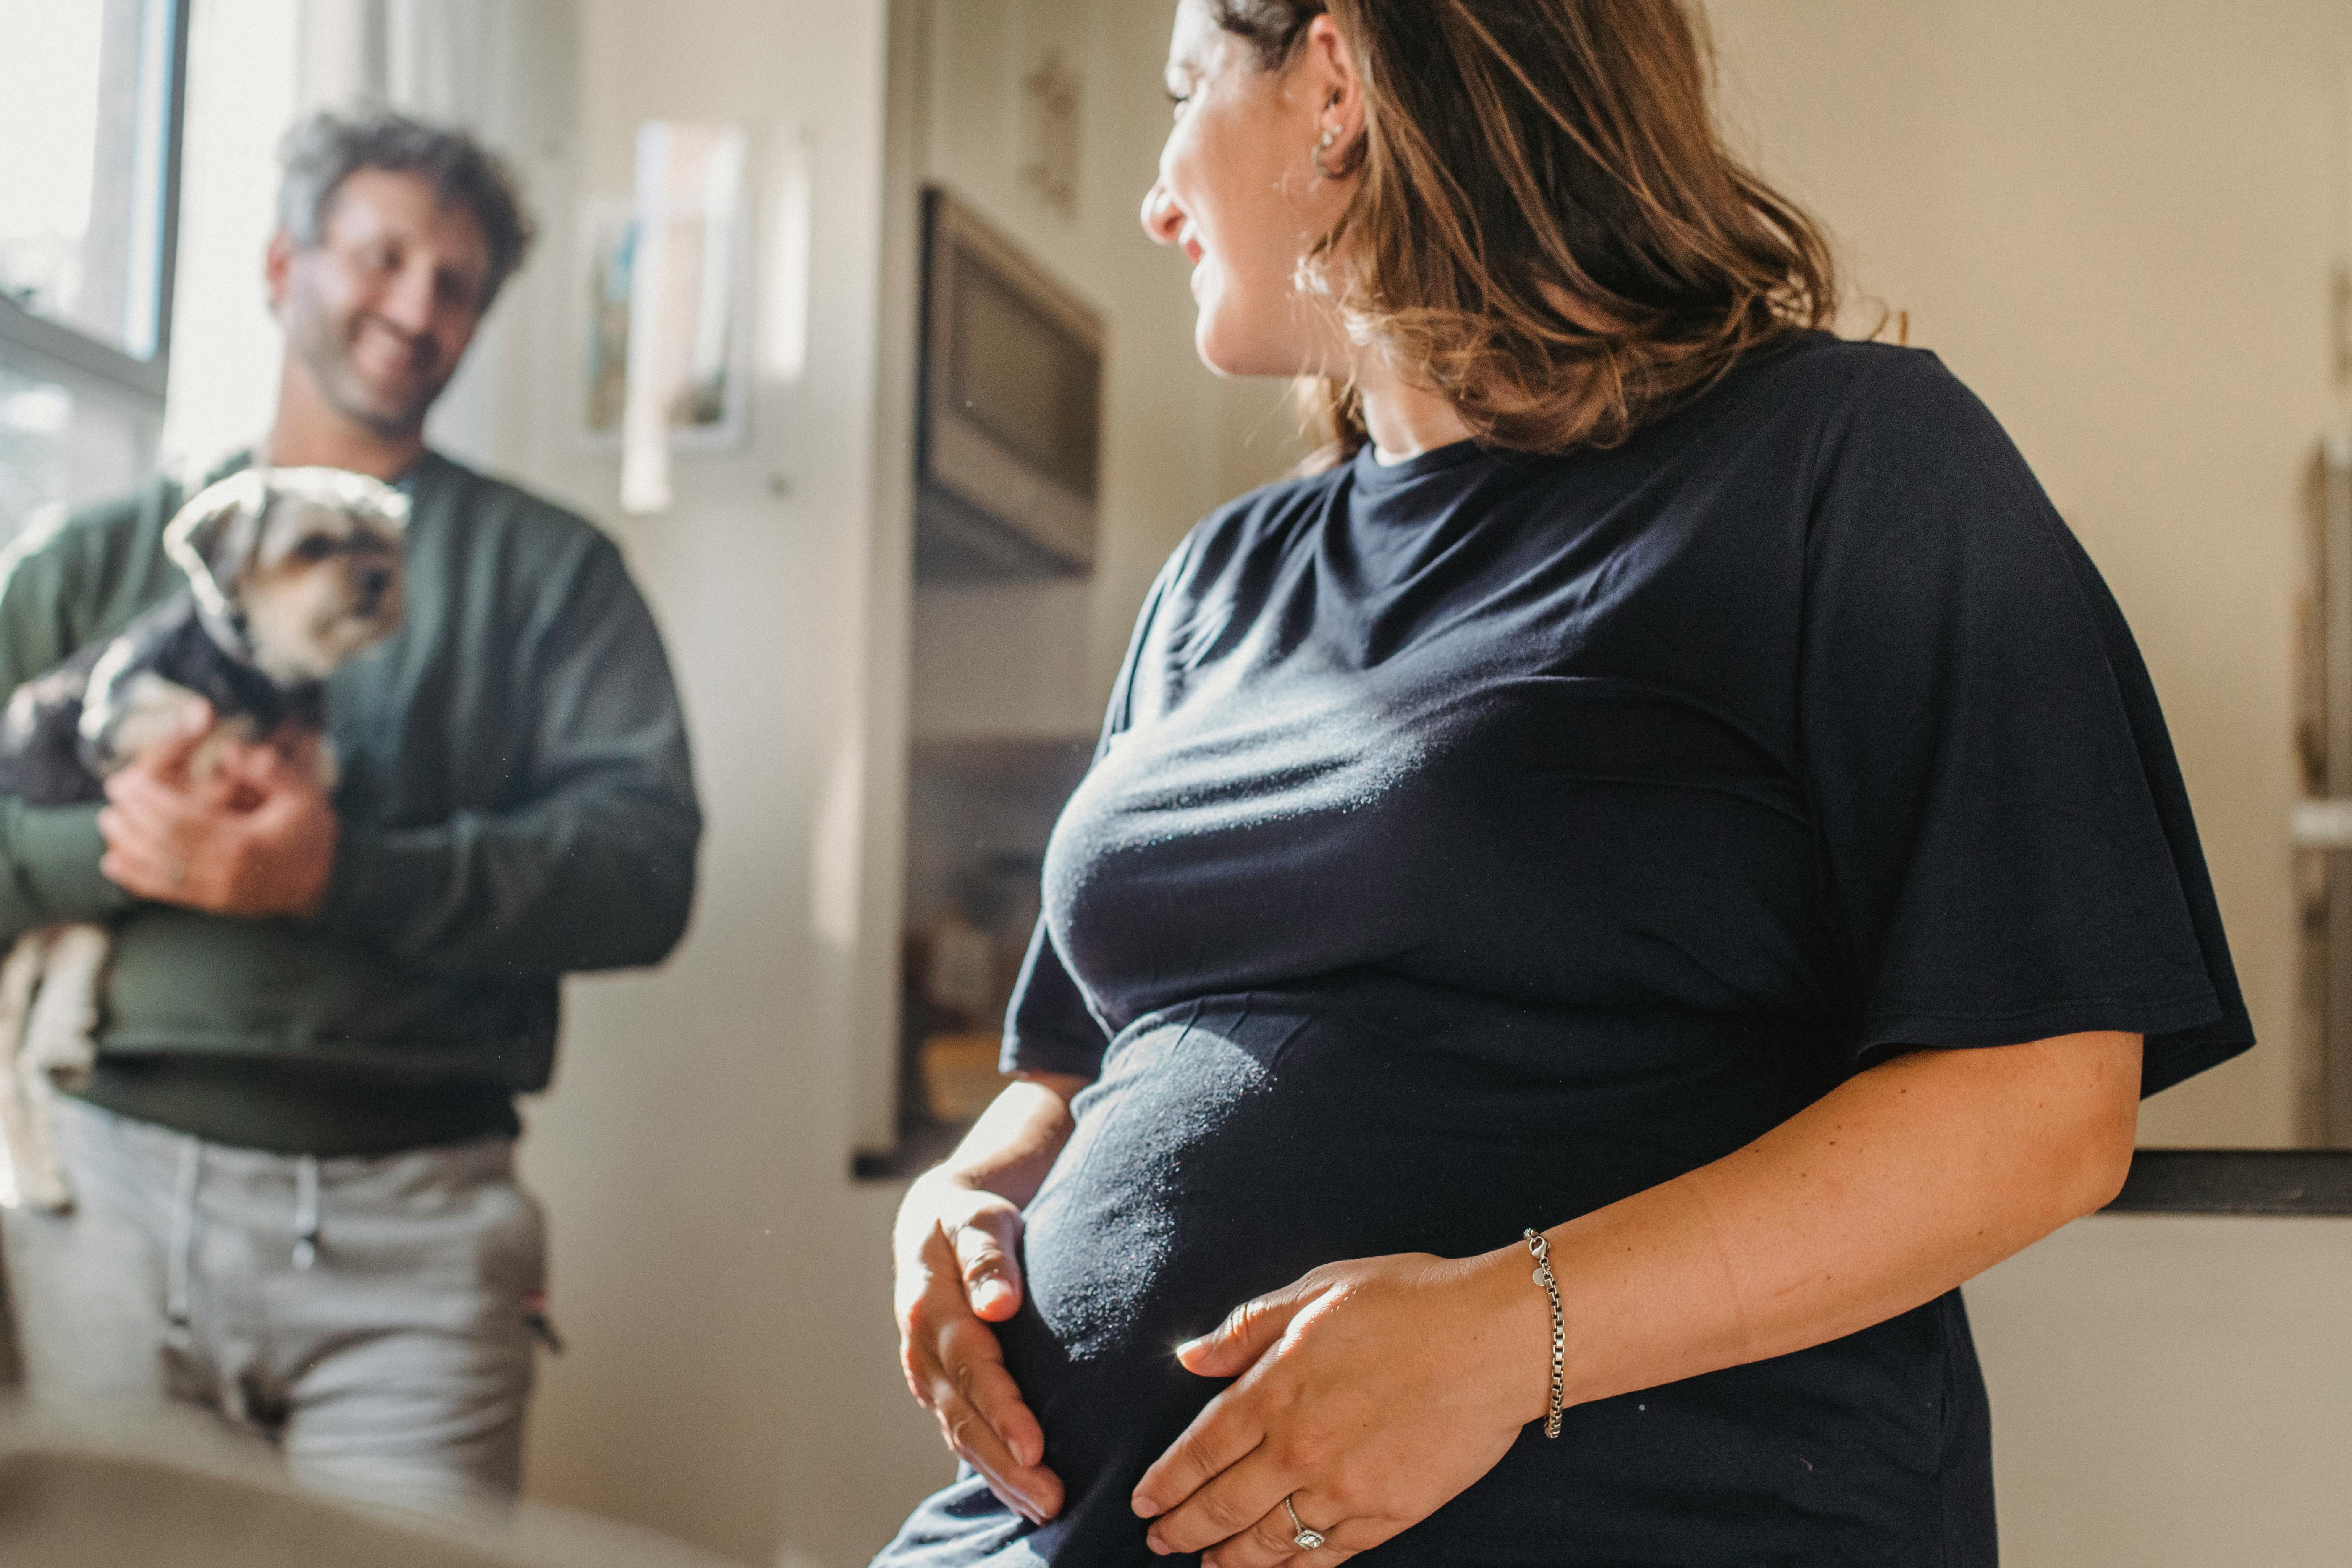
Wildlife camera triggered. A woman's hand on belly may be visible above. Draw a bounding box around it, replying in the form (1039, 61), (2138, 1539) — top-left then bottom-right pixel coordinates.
(895, 1177), (1064, 1525)
(1127, 1248), (1550, 1563)
(892, 1075), (1091, 1528)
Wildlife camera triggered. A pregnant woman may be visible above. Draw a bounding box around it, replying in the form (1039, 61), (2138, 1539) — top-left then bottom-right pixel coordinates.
(878, 3), (2251, 1564)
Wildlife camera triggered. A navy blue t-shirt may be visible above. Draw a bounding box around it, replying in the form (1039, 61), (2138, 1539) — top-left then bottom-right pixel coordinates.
(875, 336), (2252, 1568)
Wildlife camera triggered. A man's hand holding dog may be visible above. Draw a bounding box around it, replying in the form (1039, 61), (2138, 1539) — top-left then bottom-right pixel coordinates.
(99, 709), (339, 919)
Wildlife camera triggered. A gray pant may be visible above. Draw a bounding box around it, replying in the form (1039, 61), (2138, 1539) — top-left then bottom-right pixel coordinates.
(0, 1096), (544, 1513)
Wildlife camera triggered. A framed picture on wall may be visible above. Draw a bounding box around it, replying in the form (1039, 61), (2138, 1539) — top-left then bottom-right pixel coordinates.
(572, 192), (750, 452)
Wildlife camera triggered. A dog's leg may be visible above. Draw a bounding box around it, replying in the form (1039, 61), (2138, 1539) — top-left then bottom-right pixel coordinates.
(0, 928), (73, 1212)
(10, 1059), (76, 1212)
(0, 930), (46, 1209)
(26, 921), (108, 1090)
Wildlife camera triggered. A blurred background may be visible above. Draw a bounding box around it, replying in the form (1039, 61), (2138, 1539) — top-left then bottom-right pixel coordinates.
(1, 2), (2348, 1565)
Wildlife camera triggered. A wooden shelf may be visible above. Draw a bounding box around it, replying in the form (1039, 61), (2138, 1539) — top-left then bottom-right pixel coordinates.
(2106, 1149), (2352, 1215)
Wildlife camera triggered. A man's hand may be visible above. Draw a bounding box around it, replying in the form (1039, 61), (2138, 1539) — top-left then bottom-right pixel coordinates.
(98, 713), (341, 918)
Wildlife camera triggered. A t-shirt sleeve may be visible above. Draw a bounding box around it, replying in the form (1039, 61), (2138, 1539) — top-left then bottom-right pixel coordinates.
(1001, 916), (1112, 1078)
(1799, 350), (2252, 1096)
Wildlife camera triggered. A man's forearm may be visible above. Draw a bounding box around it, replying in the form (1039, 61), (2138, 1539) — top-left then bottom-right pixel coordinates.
(313, 786), (699, 975)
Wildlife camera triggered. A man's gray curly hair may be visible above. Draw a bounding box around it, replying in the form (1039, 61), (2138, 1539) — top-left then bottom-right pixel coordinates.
(276, 108), (535, 305)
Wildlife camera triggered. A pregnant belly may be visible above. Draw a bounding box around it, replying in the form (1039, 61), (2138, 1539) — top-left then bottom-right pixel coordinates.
(996, 983), (1808, 1560)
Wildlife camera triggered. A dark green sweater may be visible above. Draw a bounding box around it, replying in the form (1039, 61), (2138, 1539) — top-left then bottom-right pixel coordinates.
(0, 451), (700, 1153)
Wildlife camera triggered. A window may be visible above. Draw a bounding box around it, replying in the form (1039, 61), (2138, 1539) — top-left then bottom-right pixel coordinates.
(0, 0), (190, 541)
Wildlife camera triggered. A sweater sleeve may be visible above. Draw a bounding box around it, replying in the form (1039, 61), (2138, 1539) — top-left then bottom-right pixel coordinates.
(0, 509), (136, 943)
(313, 535), (702, 976)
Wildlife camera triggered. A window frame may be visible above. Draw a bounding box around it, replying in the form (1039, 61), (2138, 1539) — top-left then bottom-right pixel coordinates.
(0, 0), (191, 411)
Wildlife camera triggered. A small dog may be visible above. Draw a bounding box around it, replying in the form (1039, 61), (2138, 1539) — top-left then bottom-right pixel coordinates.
(0, 467), (408, 1210)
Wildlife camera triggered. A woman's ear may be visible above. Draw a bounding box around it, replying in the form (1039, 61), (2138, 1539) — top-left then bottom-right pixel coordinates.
(1300, 13), (1367, 165)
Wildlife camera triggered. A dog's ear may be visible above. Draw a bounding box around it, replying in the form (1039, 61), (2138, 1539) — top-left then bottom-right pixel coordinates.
(163, 472), (270, 606)
(272, 466), (410, 540)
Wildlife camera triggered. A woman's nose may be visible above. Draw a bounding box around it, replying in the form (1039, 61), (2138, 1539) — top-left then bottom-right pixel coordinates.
(1140, 180), (1184, 247)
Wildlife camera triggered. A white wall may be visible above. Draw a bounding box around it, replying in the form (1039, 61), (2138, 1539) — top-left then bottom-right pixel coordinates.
(1969, 1216), (2352, 1568)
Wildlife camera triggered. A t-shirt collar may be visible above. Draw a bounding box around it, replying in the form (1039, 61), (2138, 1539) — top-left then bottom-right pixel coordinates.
(1349, 435), (1492, 495)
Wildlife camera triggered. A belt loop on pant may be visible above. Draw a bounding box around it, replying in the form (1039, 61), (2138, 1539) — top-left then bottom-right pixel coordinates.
(164, 1135), (201, 1340)
(292, 1154), (320, 1271)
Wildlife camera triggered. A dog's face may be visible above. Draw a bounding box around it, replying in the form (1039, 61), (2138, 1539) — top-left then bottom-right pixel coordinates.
(166, 469), (408, 684)
(234, 494), (407, 682)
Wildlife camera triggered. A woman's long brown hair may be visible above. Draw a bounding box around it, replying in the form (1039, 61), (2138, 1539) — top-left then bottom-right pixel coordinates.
(1211, 0), (1837, 466)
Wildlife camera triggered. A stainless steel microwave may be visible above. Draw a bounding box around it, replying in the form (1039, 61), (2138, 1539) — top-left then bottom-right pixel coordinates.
(915, 188), (1104, 581)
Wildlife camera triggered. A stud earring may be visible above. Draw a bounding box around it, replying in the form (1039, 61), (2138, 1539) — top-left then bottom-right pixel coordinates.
(1313, 125), (1342, 178)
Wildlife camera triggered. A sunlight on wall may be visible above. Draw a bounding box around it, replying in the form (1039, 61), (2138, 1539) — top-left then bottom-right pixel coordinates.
(160, 0), (299, 470)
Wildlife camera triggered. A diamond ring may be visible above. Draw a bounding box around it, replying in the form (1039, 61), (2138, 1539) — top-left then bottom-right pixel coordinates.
(1283, 1495), (1327, 1551)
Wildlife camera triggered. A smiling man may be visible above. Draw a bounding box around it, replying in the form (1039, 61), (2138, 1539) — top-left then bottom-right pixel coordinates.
(0, 110), (700, 1509)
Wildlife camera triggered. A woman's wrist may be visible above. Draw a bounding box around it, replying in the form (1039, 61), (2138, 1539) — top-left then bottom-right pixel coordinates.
(1457, 1241), (1565, 1429)
(910, 1162), (986, 1198)
(915, 1078), (1081, 1214)
(895, 1167), (998, 1251)
(909, 1159), (1033, 1217)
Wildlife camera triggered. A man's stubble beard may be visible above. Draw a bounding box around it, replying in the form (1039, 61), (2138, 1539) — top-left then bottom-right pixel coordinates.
(285, 283), (452, 441)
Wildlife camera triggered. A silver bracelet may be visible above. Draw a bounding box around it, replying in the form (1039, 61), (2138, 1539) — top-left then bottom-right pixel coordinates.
(1523, 1229), (1566, 1439)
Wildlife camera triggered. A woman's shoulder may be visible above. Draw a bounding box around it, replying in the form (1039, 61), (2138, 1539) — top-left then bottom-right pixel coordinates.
(1711, 331), (1985, 428)
(1759, 338), (2080, 612)
(1672, 333), (2040, 532)
(1724, 333), (2011, 453)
